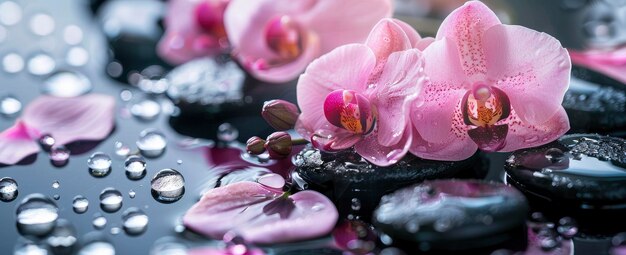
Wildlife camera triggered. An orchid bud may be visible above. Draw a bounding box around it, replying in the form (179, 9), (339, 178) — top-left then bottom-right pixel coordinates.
(262, 99), (300, 131)
(264, 132), (292, 159)
(246, 136), (266, 155)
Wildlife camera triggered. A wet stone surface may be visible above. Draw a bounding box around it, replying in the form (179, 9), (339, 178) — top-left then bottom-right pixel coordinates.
(372, 180), (528, 251)
(294, 146), (486, 218)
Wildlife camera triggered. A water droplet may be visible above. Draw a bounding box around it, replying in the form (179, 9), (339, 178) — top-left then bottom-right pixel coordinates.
(38, 134), (55, 151)
(150, 237), (188, 255)
(311, 202), (325, 211)
(27, 53), (55, 76)
(0, 95), (21, 116)
(131, 99), (161, 121)
(99, 188), (123, 213)
(351, 198), (361, 211)
(72, 195), (88, 214)
(537, 228), (560, 251)
(151, 169), (185, 203)
(125, 155), (147, 180)
(29, 13), (55, 36)
(46, 219), (78, 253)
(14, 240), (49, 255)
(406, 220), (420, 233)
(137, 129), (167, 158)
(0, 1), (21, 26)
(128, 190), (136, 199)
(544, 148), (565, 163)
(0, 177), (18, 202)
(122, 207), (149, 235)
(88, 152), (112, 177)
(66, 47), (89, 66)
(256, 173), (285, 189)
(119, 90), (133, 102)
(110, 227), (121, 235)
(49, 146), (70, 167)
(433, 218), (452, 232)
(2, 53), (24, 73)
(217, 123), (238, 143)
(92, 214), (107, 229)
(176, 159), (182, 165)
(107, 61), (123, 78)
(556, 217), (577, 239)
(42, 71), (92, 98)
(53, 194), (60, 200)
(16, 193), (59, 236)
(114, 141), (130, 158)
(52, 180), (59, 189)
(78, 236), (115, 255)
(63, 25), (83, 45)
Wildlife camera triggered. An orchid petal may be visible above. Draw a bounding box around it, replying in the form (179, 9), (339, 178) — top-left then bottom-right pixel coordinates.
(484, 24), (571, 125)
(188, 247), (265, 255)
(365, 19), (413, 82)
(296, 44), (376, 140)
(0, 121), (40, 165)
(415, 37), (434, 51)
(570, 49), (626, 85)
(22, 94), (116, 146)
(436, 1), (501, 81)
(409, 126), (477, 161)
(354, 124), (412, 167)
(394, 19), (423, 48)
(498, 107), (570, 152)
(183, 181), (338, 244)
(374, 49), (423, 147)
(413, 38), (467, 143)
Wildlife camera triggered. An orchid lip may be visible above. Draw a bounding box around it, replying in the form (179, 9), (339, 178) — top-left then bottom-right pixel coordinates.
(265, 15), (305, 61)
(323, 89), (376, 135)
(462, 84), (510, 128)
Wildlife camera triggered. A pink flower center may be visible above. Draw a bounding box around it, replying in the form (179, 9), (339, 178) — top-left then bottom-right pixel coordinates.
(323, 90), (375, 135)
(462, 83), (511, 152)
(195, 0), (227, 39)
(265, 15), (304, 61)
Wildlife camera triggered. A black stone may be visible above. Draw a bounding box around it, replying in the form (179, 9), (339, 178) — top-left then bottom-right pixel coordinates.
(372, 180), (528, 251)
(293, 147), (485, 219)
(563, 76), (626, 136)
(505, 134), (626, 234)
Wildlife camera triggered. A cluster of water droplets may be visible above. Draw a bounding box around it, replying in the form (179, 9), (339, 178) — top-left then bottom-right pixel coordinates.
(528, 212), (578, 251)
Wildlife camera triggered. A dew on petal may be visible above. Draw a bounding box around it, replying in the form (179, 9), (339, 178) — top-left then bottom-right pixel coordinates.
(256, 173), (285, 189)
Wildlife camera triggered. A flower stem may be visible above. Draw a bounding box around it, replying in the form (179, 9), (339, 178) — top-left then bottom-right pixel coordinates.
(291, 138), (309, 145)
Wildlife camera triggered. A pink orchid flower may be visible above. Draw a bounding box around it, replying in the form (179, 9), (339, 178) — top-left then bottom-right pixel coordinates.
(570, 48), (626, 85)
(158, 0), (230, 65)
(296, 18), (428, 166)
(411, 1), (571, 161)
(224, 0), (392, 83)
(0, 94), (115, 165)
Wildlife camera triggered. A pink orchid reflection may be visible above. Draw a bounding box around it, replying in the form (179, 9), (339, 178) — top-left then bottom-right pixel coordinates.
(570, 48), (626, 85)
(295, 18), (428, 167)
(410, 1), (571, 161)
(0, 94), (115, 165)
(183, 181), (338, 244)
(224, 0), (392, 83)
(158, 0), (230, 65)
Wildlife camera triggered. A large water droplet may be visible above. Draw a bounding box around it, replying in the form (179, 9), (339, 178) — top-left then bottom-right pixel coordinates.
(92, 214), (107, 229)
(38, 134), (55, 151)
(130, 99), (161, 121)
(0, 1), (21, 26)
(137, 129), (167, 158)
(0, 177), (18, 202)
(46, 219), (78, 253)
(49, 146), (70, 167)
(114, 141), (130, 158)
(16, 193), (59, 236)
(27, 53), (55, 76)
(217, 123), (238, 143)
(257, 173), (285, 189)
(122, 207), (149, 235)
(556, 217), (578, 239)
(29, 13), (55, 36)
(0, 95), (21, 116)
(63, 25), (83, 45)
(77, 234), (115, 255)
(72, 195), (89, 214)
(151, 169), (185, 203)
(2, 53), (24, 73)
(88, 152), (112, 177)
(42, 71), (92, 97)
(66, 47), (89, 67)
(150, 237), (188, 255)
(545, 148), (565, 163)
(99, 188), (123, 213)
(14, 240), (49, 255)
(125, 155), (147, 180)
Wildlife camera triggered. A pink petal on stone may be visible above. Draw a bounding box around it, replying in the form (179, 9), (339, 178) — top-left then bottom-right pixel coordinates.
(0, 121), (40, 165)
(484, 24), (571, 125)
(354, 124), (412, 166)
(310, 128), (361, 152)
(498, 107), (570, 152)
(570, 50), (626, 85)
(372, 49), (423, 147)
(21, 94), (116, 146)
(413, 38), (468, 144)
(257, 173), (285, 190)
(296, 44), (376, 140)
(183, 181), (338, 244)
